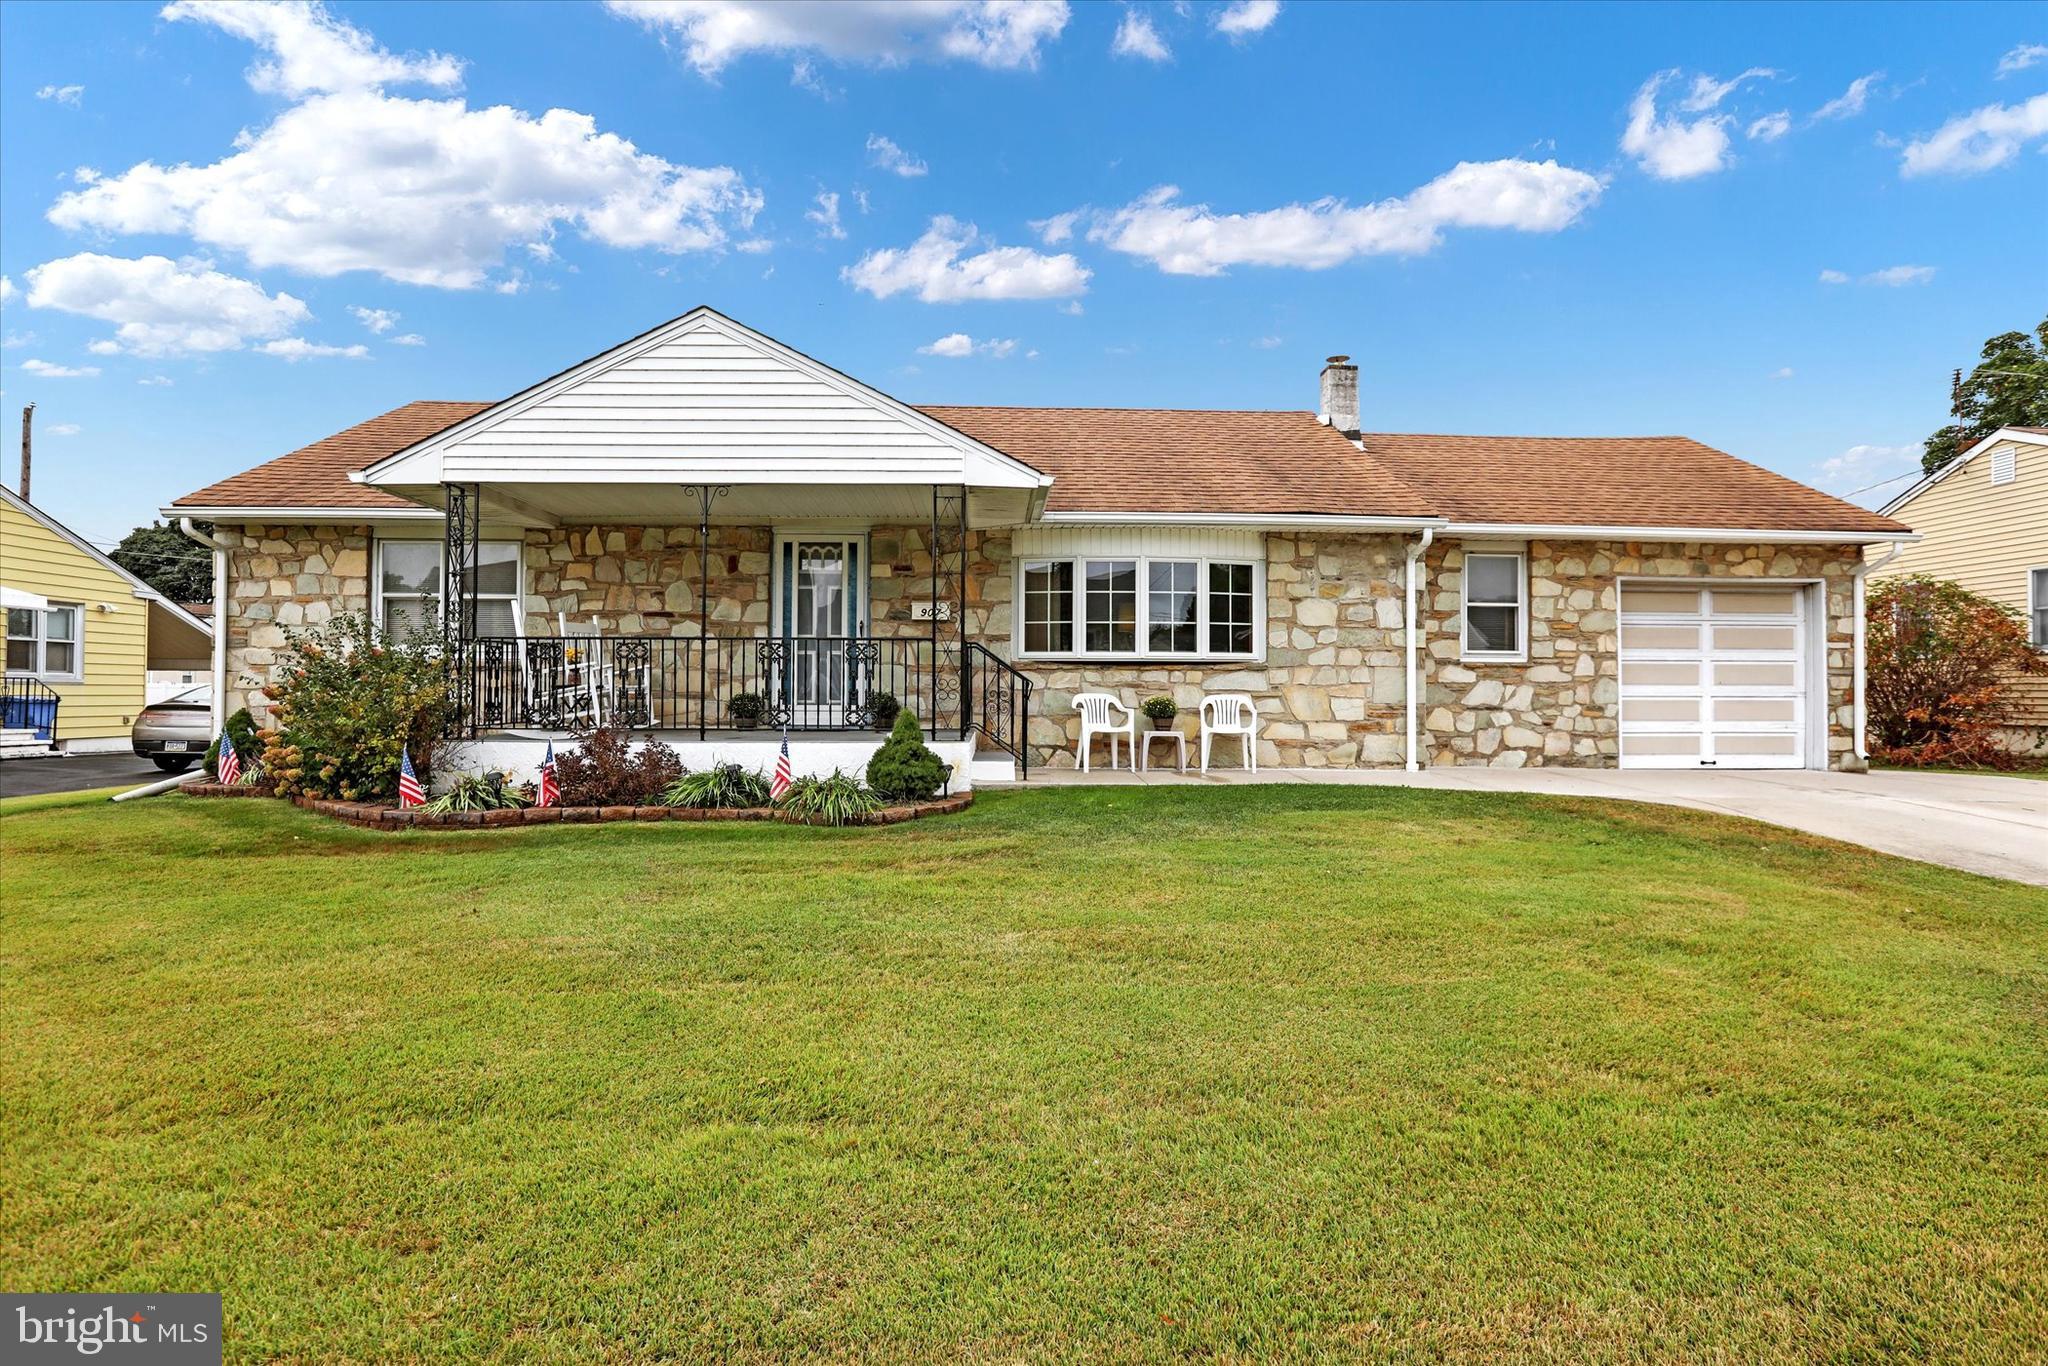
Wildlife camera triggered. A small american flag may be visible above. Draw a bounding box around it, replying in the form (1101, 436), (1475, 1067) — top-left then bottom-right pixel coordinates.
(215, 729), (241, 786)
(397, 747), (426, 808)
(770, 728), (793, 801)
(536, 742), (559, 808)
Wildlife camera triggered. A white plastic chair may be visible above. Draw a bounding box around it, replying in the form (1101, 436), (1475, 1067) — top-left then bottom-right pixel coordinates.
(1200, 694), (1260, 773)
(1073, 692), (1135, 772)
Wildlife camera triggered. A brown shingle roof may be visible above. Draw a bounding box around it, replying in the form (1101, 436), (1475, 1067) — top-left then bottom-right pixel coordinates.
(1357, 431), (1907, 534)
(171, 398), (1907, 535)
(171, 401), (490, 509)
(918, 405), (1438, 518)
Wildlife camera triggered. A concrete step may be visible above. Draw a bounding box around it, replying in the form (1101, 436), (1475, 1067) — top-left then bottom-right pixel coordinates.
(968, 752), (1017, 783)
(0, 738), (57, 760)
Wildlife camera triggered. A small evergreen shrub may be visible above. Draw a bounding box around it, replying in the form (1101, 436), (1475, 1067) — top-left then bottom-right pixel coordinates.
(204, 706), (261, 778)
(866, 710), (948, 803)
(556, 728), (685, 806)
(662, 762), (773, 809)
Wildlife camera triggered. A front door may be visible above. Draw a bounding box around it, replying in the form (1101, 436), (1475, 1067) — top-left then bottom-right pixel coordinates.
(775, 536), (864, 723)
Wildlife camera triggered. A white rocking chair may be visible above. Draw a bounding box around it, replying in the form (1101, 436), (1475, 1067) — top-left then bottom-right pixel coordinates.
(1073, 692), (1136, 772)
(1199, 694), (1260, 773)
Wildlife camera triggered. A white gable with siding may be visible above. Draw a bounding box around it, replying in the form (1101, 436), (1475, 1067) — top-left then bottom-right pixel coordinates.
(355, 307), (1050, 493)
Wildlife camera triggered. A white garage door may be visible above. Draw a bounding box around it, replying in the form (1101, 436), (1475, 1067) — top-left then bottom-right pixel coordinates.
(1619, 583), (1811, 770)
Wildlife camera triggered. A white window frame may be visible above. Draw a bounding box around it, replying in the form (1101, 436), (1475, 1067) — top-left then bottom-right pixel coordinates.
(1460, 551), (1528, 662)
(2030, 565), (2048, 651)
(4, 601), (85, 682)
(1011, 554), (1265, 662)
(372, 539), (523, 640)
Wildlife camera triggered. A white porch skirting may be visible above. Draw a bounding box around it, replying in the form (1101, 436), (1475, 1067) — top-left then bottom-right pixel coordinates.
(445, 731), (983, 792)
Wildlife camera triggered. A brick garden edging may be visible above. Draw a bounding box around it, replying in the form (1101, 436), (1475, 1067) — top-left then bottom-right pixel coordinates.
(181, 783), (972, 830)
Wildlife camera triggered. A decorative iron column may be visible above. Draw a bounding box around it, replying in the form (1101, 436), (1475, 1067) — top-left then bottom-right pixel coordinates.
(682, 484), (728, 740)
(442, 482), (481, 735)
(932, 483), (966, 735)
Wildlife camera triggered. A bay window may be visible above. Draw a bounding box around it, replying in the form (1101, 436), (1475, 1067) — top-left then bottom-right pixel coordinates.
(1461, 552), (1526, 659)
(5, 603), (82, 680)
(1016, 555), (1261, 660)
(375, 540), (522, 640)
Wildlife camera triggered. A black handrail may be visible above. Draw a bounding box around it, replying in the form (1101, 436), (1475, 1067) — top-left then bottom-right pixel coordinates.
(964, 642), (1033, 779)
(1, 675), (62, 742)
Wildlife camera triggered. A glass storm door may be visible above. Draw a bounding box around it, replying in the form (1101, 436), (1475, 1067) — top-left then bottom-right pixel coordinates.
(778, 537), (862, 720)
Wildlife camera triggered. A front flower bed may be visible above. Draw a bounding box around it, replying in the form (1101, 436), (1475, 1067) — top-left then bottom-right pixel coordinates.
(180, 786), (972, 830)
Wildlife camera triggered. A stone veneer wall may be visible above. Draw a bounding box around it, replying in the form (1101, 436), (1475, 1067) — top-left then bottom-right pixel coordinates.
(522, 525), (770, 635)
(221, 523), (371, 720)
(1417, 540), (1861, 770)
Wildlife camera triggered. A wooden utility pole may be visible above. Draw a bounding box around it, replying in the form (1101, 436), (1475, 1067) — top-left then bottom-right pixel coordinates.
(18, 403), (32, 501)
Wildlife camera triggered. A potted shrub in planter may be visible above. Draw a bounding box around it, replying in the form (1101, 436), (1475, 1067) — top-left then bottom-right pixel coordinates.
(867, 690), (901, 733)
(728, 692), (766, 730)
(1140, 695), (1179, 731)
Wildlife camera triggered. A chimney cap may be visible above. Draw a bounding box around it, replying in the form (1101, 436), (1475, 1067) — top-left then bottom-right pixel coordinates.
(1324, 354), (1352, 367)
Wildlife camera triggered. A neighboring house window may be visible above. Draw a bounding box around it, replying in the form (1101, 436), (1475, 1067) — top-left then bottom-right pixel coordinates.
(374, 540), (521, 639)
(2032, 567), (2048, 649)
(1015, 555), (1263, 660)
(1461, 552), (1526, 659)
(5, 603), (83, 680)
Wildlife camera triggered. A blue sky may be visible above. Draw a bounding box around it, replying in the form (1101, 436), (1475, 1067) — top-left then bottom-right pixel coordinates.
(1, 1), (2043, 550)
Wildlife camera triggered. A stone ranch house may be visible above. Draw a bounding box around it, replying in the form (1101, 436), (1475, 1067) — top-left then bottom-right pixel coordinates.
(167, 308), (1912, 785)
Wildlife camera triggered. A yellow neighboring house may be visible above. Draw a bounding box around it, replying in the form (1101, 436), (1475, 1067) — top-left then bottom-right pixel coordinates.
(1, 484), (213, 755)
(1876, 425), (2048, 746)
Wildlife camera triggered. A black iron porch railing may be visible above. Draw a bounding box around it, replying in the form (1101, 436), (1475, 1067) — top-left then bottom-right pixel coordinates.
(1, 675), (62, 741)
(460, 635), (1033, 776)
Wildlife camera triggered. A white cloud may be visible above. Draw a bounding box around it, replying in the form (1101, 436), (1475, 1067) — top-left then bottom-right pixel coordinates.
(1213, 0), (1279, 38)
(23, 253), (310, 356)
(0, 276), (14, 305)
(138, 374), (174, 386)
(1813, 72), (1883, 122)
(1899, 94), (2048, 177)
(806, 189), (847, 240)
(844, 215), (1090, 302)
(1819, 264), (1936, 286)
(1680, 67), (1774, 112)
(1997, 43), (2048, 78)
(1075, 159), (1601, 276)
(1, 332), (33, 349)
(1058, 300), (1083, 316)
(1768, 366), (1794, 379)
(48, 90), (763, 289)
(1621, 71), (1733, 179)
(1747, 111), (1791, 142)
(1112, 9), (1170, 61)
(1251, 335), (1283, 349)
(918, 332), (1016, 357)
(1818, 441), (1919, 501)
(865, 133), (928, 178)
(389, 333), (426, 346)
(46, 423), (82, 436)
(350, 305), (399, 334)
(36, 84), (85, 106)
(1030, 209), (1081, 244)
(21, 358), (101, 378)
(735, 237), (776, 253)
(162, 0), (463, 96)
(1818, 269), (1850, 284)
(255, 337), (369, 361)
(604, 1), (1070, 76)
(852, 188), (872, 213)
(788, 57), (840, 98)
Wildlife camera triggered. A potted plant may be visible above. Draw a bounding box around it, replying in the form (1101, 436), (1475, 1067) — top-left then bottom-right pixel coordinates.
(728, 692), (766, 730)
(1140, 695), (1179, 731)
(867, 690), (901, 733)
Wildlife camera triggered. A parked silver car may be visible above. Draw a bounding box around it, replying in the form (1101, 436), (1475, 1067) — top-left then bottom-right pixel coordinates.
(132, 685), (213, 773)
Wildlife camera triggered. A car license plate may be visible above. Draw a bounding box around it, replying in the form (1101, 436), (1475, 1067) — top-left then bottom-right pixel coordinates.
(162, 740), (189, 752)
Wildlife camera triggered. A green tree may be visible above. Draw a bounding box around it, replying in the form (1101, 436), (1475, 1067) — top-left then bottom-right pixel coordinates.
(1922, 316), (2048, 474)
(110, 521), (214, 602)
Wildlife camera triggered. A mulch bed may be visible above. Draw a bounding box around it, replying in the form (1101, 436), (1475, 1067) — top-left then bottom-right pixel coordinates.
(180, 782), (972, 830)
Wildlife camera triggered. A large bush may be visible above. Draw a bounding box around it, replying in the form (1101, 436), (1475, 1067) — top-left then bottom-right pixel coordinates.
(1867, 575), (2046, 768)
(261, 614), (453, 801)
(865, 710), (949, 802)
(555, 727), (684, 806)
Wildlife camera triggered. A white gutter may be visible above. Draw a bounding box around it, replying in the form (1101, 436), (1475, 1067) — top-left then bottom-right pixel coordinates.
(162, 505), (437, 522)
(1852, 540), (1907, 766)
(1038, 512), (1449, 531)
(1442, 521), (1917, 544)
(1404, 526), (1435, 771)
(178, 518), (233, 736)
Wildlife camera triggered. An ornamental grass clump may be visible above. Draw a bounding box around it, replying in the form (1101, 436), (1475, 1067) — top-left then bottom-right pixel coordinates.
(865, 710), (948, 803)
(662, 762), (773, 809)
(778, 770), (881, 826)
(421, 771), (530, 815)
(261, 614), (452, 802)
(555, 728), (685, 806)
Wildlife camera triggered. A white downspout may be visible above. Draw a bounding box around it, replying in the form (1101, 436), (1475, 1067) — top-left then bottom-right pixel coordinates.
(1404, 527), (1436, 771)
(178, 517), (232, 736)
(1852, 540), (1905, 767)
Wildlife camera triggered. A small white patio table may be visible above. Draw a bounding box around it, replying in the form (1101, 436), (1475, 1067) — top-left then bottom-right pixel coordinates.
(1139, 729), (1187, 773)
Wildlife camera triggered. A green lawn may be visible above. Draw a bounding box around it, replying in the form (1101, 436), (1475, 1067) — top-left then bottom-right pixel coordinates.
(3, 787), (2044, 1361)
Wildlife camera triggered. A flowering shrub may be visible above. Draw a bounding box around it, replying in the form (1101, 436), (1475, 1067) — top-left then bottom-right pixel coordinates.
(1867, 576), (2047, 769)
(260, 614), (453, 801)
(555, 727), (684, 806)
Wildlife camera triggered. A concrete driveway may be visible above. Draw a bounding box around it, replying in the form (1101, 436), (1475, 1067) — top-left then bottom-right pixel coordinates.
(1000, 765), (2048, 887)
(0, 752), (180, 798)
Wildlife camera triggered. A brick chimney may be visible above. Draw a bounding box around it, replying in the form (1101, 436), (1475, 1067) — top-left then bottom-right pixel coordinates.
(1318, 356), (1358, 437)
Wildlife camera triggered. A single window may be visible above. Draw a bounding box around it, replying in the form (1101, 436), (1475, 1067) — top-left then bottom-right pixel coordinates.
(1147, 560), (1198, 653)
(2033, 567), (2048, 648)
(1463, 553), (1524, 657)
(1208, 561), (1256, 654)
(4, 603), (83, 678)
(1084, 560), (1137, 653)
(1022, 561), (1073, 653)
(377, 540), (521, 639)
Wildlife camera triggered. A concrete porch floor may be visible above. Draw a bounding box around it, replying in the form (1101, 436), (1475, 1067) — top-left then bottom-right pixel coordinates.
(987, 764), (2048, 887)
